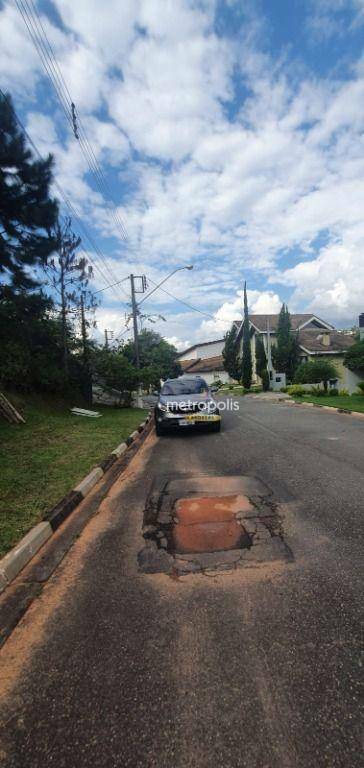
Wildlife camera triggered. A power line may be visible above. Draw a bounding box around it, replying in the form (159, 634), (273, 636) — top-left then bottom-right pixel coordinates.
(14, 0), (128, 245)
(144, 277), (219, 320)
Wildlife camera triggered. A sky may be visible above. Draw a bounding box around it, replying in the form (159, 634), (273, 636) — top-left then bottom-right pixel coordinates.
(1, 0), (364, 351)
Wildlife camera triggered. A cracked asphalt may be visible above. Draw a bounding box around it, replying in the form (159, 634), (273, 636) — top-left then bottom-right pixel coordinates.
(0, 395), (363, 768)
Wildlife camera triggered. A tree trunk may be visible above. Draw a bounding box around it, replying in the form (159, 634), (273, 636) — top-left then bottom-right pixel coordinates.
(80, 294), (92, 405)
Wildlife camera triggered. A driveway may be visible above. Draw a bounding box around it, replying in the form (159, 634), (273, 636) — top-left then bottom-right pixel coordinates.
(0, 396), (363, 768)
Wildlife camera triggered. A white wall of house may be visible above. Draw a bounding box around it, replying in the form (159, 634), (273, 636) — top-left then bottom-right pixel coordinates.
(182, 370), (230, 385)
(343, 368), (363, 394)
(178, 340), (224, 361)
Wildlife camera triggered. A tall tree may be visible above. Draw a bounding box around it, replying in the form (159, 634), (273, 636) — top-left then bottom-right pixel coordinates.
(0, 92), (58, 288)
(255, 335), (267, 378)
(92, 348), (138, 407)
(46, 218), (95, 377)
(0, 285), (74, 393)
(241, 282), (252, 389)
(122, 330), (180, 381)
(344, 339), (364, 373)
(255, 334), (269, 390)
(222, 324), (240, 380)
(272, 303), (300, 382)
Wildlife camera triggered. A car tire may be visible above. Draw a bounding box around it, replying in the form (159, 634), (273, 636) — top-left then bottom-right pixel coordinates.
(210, 420), (221, 433)
(155, 420), (165, 436)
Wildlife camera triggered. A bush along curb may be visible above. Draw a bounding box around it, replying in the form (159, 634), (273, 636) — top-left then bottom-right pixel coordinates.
(0, 412), (152, 594)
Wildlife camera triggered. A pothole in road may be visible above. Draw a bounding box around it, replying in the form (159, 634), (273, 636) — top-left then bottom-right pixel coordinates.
(138, 475), (293, 576)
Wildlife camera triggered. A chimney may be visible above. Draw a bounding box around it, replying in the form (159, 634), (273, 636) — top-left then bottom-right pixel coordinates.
(318, 332), (330, 346)
(359, 314), (364, 341)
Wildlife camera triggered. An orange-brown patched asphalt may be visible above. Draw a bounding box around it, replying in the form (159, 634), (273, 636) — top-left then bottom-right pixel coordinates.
(171, 494), (251, 553)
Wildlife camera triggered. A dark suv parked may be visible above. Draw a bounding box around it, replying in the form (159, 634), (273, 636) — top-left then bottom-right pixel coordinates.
(154, 376), (221, 436)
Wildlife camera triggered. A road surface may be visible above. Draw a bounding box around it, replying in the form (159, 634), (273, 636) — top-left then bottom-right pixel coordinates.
(0, 395), (363, 767)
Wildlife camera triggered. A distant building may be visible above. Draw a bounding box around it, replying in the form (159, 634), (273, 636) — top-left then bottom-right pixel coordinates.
(176, 339), (230, 385)
(234, 313), (358, 391)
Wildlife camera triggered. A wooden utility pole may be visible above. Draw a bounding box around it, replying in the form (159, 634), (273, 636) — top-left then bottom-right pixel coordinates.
(130, 274), (141, 368)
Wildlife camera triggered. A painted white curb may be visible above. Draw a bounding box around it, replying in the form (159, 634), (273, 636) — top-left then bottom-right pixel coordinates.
(112, 442), (128, 458)
(0, 522), (52, 592)
(0, 411), (152, 596)
(73, 467), (104, 498)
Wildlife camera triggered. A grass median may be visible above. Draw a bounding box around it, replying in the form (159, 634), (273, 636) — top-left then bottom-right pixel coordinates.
(0, 393), (147, 557)
(293, 394), (364, 413)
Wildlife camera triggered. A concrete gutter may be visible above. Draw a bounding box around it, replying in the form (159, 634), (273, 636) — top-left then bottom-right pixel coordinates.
(0, 412), (152, 595)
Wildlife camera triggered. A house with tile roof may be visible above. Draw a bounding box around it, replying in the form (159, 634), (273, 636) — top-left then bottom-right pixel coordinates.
(234, 314), (357, 391)
(176, 338), (231, 385)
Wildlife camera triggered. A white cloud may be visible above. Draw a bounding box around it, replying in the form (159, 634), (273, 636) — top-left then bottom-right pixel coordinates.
(0, 4), (40, 92)
(3, 0), (364, 342)
(274, 238), (364, 323)
(197, 289), (283, 340)
(306, 1), (364, 40)
(108, 17), (233, 160)
(166, 335), (191, 352)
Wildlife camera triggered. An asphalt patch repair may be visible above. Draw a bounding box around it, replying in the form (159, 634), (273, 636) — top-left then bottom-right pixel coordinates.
(138, 475), (294, 575)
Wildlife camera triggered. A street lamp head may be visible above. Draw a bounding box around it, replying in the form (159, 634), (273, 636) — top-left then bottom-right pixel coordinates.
(185, 264), (194, 270)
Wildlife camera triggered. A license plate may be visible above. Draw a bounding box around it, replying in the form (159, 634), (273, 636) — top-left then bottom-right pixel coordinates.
(185, 414), (221, 422)
(179, 419), (194, 426)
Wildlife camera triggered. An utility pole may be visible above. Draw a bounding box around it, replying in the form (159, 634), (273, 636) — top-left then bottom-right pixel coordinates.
(130, 274), (140, 368)
(104, 329), (114, 348)
(266, 317), (273, 384)
(130, 274), (147, 408)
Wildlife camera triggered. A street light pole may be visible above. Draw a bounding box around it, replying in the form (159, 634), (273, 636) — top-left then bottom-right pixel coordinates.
(138, 265), (193, 308)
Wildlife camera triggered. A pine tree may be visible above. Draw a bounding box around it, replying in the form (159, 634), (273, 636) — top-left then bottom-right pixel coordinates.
(0, 92), (58, 288)
(46, 218), (95, 378)
(272, 303), (300, 382)
(256, 335), (267, 378)
(222, 324), (240, 380)
(241, 281), (252, 389)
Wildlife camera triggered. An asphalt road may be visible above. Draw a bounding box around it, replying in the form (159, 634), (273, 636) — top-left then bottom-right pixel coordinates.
(1, 396), (363, 768)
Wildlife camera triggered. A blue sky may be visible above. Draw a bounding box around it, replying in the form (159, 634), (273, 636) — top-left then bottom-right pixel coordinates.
(1, 0), (364, 349)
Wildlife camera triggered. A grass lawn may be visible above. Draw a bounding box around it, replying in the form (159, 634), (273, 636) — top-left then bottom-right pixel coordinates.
(293, 394), (364, 413)
(218, 386), (246, 396)
(0, 393), (147, 557)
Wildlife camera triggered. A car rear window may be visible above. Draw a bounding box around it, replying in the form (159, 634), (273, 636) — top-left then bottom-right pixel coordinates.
(161, 379), (208, 395)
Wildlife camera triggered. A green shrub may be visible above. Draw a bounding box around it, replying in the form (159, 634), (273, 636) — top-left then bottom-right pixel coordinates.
(339, 389), (349, 396)
(287, 384), (306, 397)
(356, 381), (364, 395)
(310, 385), (324, 396)
(280, 386), (288, 393)
(328, 388), (339, 396)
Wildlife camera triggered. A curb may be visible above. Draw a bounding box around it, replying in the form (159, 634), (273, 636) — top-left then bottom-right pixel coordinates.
(0, 523), (52, 589)
(0, 411), (152, 595)
(291, 400), (364, 419)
